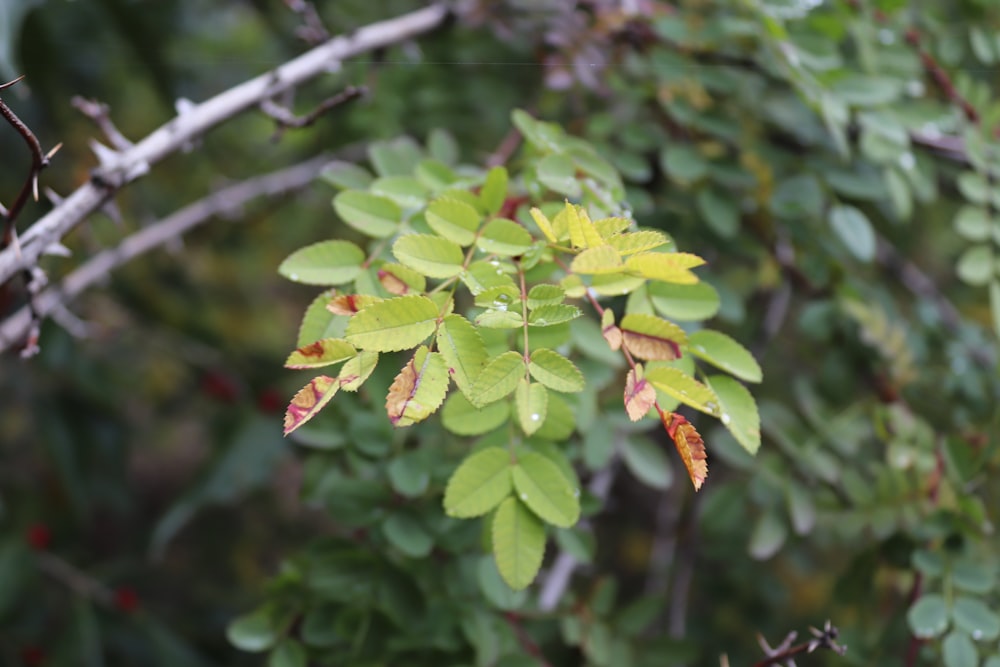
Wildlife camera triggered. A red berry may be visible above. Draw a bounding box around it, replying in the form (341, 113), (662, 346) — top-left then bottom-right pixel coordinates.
(200, 371), (239, 403)
(20, 646), (44, 666)
(114, 587), (140, 613)
(256, 388), (283, 414)
(25, 524), (50, 551)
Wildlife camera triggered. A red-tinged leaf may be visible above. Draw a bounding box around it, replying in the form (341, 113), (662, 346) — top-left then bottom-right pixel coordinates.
(378, 264), (427, 296)
(379, 269), (411, 295)
(284, 338), (356, 369)
(620, 313), (685, 361)
(601, 308), (622, 351)
(385, 346), (449, 427)
(661, 411), (707, 490)
(284, 376), (339, 435)
(624, 368), (656, 421)
(327, 294), (383, 316)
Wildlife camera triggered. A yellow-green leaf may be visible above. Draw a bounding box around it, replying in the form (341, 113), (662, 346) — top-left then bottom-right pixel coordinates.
(475, 309), (524, 329)
(284, 376), (339, 435)
(461, 260), (518, 295)
(626, 252), (705, 284)
(441, 392), (510, 435)
(480, 166), (509, 215)
(607, 230), (671, 255)
(528, 304), (581, 327)
(706, 374), (761, 454)
(570, 245), (623, 274)
(333, 190), (401, 238)
(527, 284), (565, 309)
(393, 234), (465, 279)
(528, 348), (584, 393)
(512, 451), (580, 527)
(279, 240), (365, 286)
(338, 351), (379, 391)
(620, 313), (686, 361)
(645, 366), (720, 416)
(444, 447), (513, 518)
(565, 203), (604, 249)
(687, 330), (762, 383)
(529, 207), (559, 243)
(593, 216), (632, 238)
(345, 295), (439, 352)
(516, 379), (548, 436)
(492, 497), (545, 590)
(284, 338), (357, 369)
(425, 197), (481, 246)
(436, 314), (488, 396)
(385, 346), (449, 427)
(476, 219), (534, 257)
(469, 351), (526, 407)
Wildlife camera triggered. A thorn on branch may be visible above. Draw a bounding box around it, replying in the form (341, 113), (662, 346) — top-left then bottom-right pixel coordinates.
(260, 85), (365, 140)
(284, 0), (331, 45)
(71, 96), (133, 151)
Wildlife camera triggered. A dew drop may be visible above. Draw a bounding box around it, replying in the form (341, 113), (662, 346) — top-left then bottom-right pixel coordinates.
(972, 630), (983, 640)
(290, 273), (299, 280)
(530, 413), (540, 421)
(535, 319), (547, 325)
(573, 488), (580, 498)
(679, 390), (688, 396)
(878, 28), (894, 45)
(496, 269), (504, 275)
(899, 152), (915, 171)
(520, 493), (528, 501)
(721, 413), (731, 425)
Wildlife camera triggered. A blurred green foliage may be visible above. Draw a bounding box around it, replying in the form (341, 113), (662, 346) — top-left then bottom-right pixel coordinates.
(1, 1), (999, 666)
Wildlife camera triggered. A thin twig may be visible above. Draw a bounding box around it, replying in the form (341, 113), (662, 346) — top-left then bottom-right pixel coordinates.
(284, 0), (331, 44)
(0, 154), (336, 353)
(260, 85), (366, 140)
(503, 612), (554, 667)
(752, 621), (847, 667)
(71, 96), (133, 151)
(0, 4), (451, 288)
(36, 552), (115, 607)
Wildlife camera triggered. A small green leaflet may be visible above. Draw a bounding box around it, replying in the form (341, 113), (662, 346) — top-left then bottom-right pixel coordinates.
(687, 330), (762, 383)
(476, 219), (534, 257)
(706, 375), (761, 454)
(480, 166), (509, 215)
(333, 190), (401, 238)
(571, 245), (624, 274)
(528, 349), (585, 393)
(338, 351), (378, 391)
(285, 338), (357, 369)
(469, 351), (526, 406)
(441, 392), (510, 436)
(528, 304), (581, 327)
(492, 497), (546, 590)
(515, 379), (548, 436)
(345, 295), (439, 352)
(279, 240), (365, 286)
(512, 451), (580, 527)
(393, 234), (465, 278)
(425, 197), (482, 246)
(527, 284), (565, 309)
(443, 447), (513, 518)
(436, 314), (488, 396)
(645, 366), (721, 416)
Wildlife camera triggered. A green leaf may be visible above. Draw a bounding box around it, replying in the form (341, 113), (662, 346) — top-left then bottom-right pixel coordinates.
(378, 262), (426, 294)
(528, 304), (582, 327)
(952, 597), (1000, 641)
(645, 366), (720, 416)
(492, 497), (546, 590)
(706, 375), (760, 454)
(338, 350), (379, 391)
(942, 631), (977, 667)
(660, 145), (708, 184)
(297, 289), (342, 346)
(320, 161), (373, 190)
(385, 346), (449, 427)
(279, 240), (365, 285)
(829, 204), (876, 262)
(516, 380), (548, 436)
(786, 481), (816, 535)
(382, 514), (434, 558)
(571, 245), (624, 274)
(469, 351), (526, 407)
(956, 245), (993, 286)
(442, 392), (510, 436)
(697, 187), (739, 238)
(393, 234), (465, 278)
(428, 128), (459, 164)
(284, 338), (356, 369)
(475, 309), (524, 329)
(437, 314), (488, 395)
(387, 453), (430, 497)
(606, 230), (670, 255)
(426, 197), (482, 246)
(227, 608), (280, 652)
(954, 206), (992, 242)
(512, 451), (579, 527)
(621, 437), (673, 489)
(537, 153), (582, 197)
(991, 281), (1000, 339)
(444, 447), (513, 518)
(748, 511), (787, 560)
(371, 175), (427, 209)
(480, 166), (509, 215)
(269, 639), (306, 667)
(528, 348), (585, 393)
(345, 295), (439, 352)
(415, 159), (458, 191)
(908, 594), (950, 639)
(333, 190), (401, 238)
(535, 393), (576, 441)
(649, 281), (720, 321)
(527, 284), (565, 309)
(687, 330), (762, 382)
(463, 260), (518, 294)
(476, 219), (534, 257)
(368, 137), (423, 177)
(626, 252), (704, 284)
(951, 559), (996, 594)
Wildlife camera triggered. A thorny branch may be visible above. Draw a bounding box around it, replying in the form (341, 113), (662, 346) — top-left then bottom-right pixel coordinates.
(260, 85), (366, 139)
(285, 0), (331, 45)
(71, 95), (133, 151)
(0, 3), (450, 289)
(0, 154), (337, 353)
(749, 621), (847, 667)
